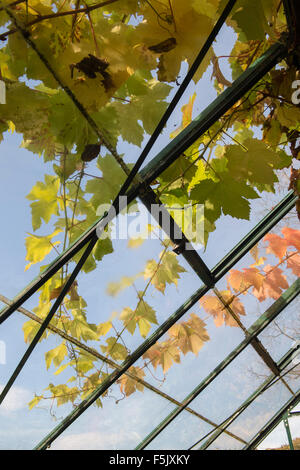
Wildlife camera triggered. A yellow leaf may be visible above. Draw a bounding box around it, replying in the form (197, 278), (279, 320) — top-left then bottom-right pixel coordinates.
(25, 229), (61, 270)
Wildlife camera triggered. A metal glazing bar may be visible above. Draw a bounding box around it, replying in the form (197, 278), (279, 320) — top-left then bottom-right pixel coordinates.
(139, 188), (214, 287)
(212, 191), (297, 281)
(0, 38), (289, 326)
(0, 0), (236, 324)
(0, 236), (98, 406)
(212, 288), (294, 395)
(283, 413), (294, 450)
(34, 283), (210, 449)
(199, 348), (299, 450)
(37, 277), (299, 450)
(135, 279), (300, 449)
(134, 40), (288, 188)
(245, 393), (300, 450)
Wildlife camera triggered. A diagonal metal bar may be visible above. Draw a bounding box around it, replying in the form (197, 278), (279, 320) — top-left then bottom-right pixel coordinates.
(246, 392), (300, 450)
(0, 293), (246, 445)
(212, 191), (297, 281)
(196, 347), (299, 449)
(35, 278), (300, 450)
(0, 38), (289, 326)
(0, 236), (98, 406)
(139, 188), (214, 287)
(135, 279), (300, 449)
(212, 287), (295, 396)
(132, 40), (288, 189)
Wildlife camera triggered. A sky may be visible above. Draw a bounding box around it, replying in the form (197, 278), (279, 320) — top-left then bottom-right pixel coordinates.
(0, 18), (299, 450)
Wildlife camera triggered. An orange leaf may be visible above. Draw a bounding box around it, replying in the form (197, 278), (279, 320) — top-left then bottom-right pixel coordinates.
(118, 366), (145, 397)
(253, 265), (289, 301)
(199, 290), (245, 328)
(286, 252), (300, 276)
(264, 233), (287, 259)
(227, 267), (264, 293)
(281, 227), (300, 252)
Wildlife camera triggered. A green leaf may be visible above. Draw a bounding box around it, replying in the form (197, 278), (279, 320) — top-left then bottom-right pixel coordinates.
(144, 251), (186, 293)
(226, 139), (282, 186)
(101, 337), (128, 360)
(26, 175), (60, 230)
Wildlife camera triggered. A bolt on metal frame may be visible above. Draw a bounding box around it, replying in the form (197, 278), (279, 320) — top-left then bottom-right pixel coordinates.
(0, 0), (298, 450)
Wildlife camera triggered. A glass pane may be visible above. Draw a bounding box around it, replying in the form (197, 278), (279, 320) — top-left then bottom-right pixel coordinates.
(257, 420), (288, 450)
(51, 385), (176, 450)
(0, 292), (80, 449)
(190, 346), (272, 425)
(130, 288), (244, 403)
(258, 296), (300, 363)
(205, 433), (245, 450)
(214, 208), (299, 329)
(225, 375), (293, 444)
(145, 410), (214, 451)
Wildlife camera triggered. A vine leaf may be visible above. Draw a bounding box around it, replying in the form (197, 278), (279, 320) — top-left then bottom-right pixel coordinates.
(144, 251), (186, 294)
(227, 267), (264, 293)
(118, 367), (145, 397)
(169, 314), (210, 355)
(264, 233), (288, 260)
(120, 299), (157, 338)
(25, 229), (61, 270)
(45, 343), (67, 370)
(101, 337), (128, 361)
(26, 175), (60, 231)
(287, 253), (300, 276)
(252, 265), (289, 301)
(199, 290), (245, 327)
(143, 341), (181, 374)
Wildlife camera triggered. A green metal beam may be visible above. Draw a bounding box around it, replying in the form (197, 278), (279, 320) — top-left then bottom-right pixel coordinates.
(140, 188), (214, 287)
(0, 38), (288, 326)
(199, 347), (299, 450)
(135, 279), (300, 449)
(283, 413), (294, 450)
(134, 41), (288, 188)
(212, 191), (297, 281)
(245, 393), (300, 450)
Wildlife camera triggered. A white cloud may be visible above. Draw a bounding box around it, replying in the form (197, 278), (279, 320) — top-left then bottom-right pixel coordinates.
(51, 430), (140, 450)
(0, 384), (31, 413)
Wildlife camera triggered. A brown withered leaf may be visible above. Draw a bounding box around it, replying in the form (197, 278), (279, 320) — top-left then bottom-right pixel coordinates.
(74, 54), (109, 78)
(73, 54), (114, 91)
(81, 143), (101, 162)
(148, 37), (177, 54)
